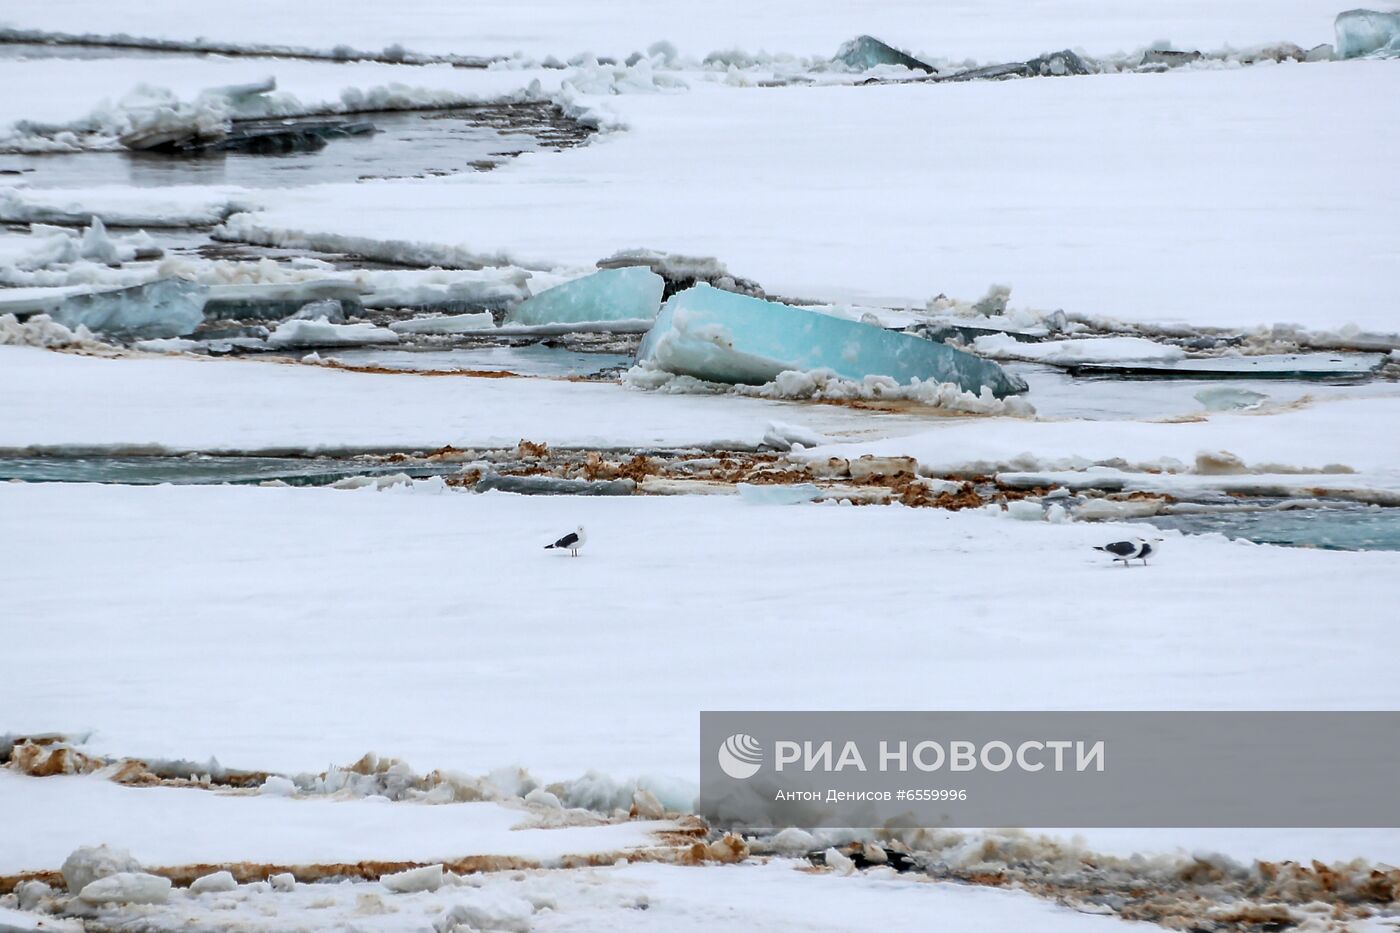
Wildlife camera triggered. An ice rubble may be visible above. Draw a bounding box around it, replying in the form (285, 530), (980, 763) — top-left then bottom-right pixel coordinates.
(504, 267), (665, 327)
(61, 845), (142, 893)
(47, 278), (207, 339)
(0, 313), (104, 349)
(833, 35), (935, 73)
(0, 220), (160, 277)
(1335, 9), (1400, 58)
(1, 71), (542, 153)
(635, 284), (1026, 397)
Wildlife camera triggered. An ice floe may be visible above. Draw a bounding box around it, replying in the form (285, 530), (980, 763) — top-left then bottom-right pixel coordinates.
(635, 284), (1026, 396)
(970, 334), (1184, 366)
(266, 317), (399, 349)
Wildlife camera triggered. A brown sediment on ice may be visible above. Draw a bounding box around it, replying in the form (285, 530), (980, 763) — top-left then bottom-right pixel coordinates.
(311, 359), (524, 378)
(0, 818), (714, 895)
(847, 830), (1400, 931)
(444, 445), (1051, 511)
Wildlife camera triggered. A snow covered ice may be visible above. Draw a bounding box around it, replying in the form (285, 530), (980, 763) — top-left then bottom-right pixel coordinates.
(636, 283), (1027, 396)
(503, 266), (665, 327)
(266, 316), (399, 348)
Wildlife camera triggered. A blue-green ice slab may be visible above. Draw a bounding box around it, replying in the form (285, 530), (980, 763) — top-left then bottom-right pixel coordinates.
(505, 267), (664, 327)
(636, 284), (1027, 397)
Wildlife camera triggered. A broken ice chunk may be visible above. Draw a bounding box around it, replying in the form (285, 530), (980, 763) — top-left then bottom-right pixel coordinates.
(1194, 387), (1269, 411)
(266, 318), (399, 348)
(79, 872), (172, 905)
(833, 35), (936, 73)
(1335, 9), (1400, 58)
(635, 284), (1026, 397)
(47, 278), (207, 339)
(503, 267), (664, 327)
(381, 864), (444, 893)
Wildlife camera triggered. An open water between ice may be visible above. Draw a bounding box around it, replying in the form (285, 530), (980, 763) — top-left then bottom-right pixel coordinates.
(0, 103), (590, 189)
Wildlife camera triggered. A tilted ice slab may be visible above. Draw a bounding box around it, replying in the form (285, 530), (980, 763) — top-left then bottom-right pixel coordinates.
(504, 267), (664, 328)
(47, 278), (207, 339)
(833, 35), (935, 73)
(1335, 9), (1400, 58)
(636, 284), (1026, 396)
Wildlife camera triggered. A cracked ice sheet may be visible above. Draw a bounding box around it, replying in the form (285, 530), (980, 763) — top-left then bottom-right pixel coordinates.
(222, 62), (1400, 335)
(0, 0), (1349, 62)
(0, 347), (921, 452)
(0, 772), (671, 877)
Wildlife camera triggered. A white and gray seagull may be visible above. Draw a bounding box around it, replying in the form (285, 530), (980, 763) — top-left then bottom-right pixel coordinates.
(1093, 536), (1163, 567)
(544, 524), (587, 557)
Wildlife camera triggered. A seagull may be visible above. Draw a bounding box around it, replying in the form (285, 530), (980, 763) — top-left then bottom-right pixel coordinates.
(1093, 536), (1163, 567)
(544, 525), (587, 557)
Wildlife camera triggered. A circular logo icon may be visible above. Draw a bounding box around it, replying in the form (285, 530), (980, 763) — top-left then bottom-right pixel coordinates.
(717, 733), (763, 780)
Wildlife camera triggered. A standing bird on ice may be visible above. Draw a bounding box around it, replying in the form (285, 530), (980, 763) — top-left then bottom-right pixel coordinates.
(1094, 536), (1163, 567)
(544, 525), (587, 557)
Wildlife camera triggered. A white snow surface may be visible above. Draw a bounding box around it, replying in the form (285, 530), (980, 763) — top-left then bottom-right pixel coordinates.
(0, 771), (671, 876)
(0, 347), (929, 452)
(0, 0), (1351, 62)
(215, 62), (1400, 334)
(3, 483), (1400, 867)
(3, 483), (1398, 785)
